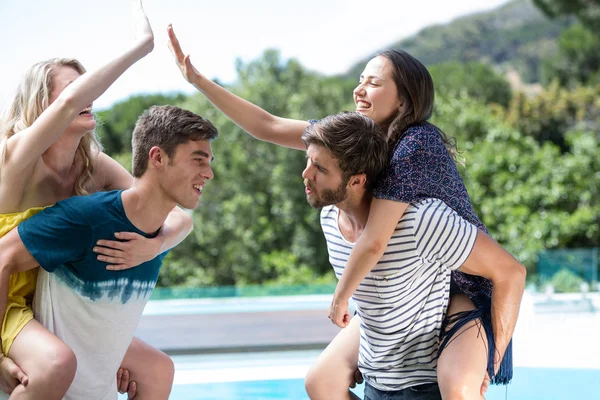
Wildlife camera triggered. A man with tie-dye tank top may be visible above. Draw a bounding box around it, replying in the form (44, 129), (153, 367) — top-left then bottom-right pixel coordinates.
(0, 105), (217, 400)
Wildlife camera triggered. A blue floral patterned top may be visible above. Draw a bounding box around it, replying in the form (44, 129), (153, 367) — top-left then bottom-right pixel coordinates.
(373, 122), (492, 298)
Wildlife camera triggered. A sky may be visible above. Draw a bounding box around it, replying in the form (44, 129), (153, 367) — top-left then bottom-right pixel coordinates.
(0, 0), (510, 110)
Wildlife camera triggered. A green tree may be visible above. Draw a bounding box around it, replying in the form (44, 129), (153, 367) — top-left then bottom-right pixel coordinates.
(158, 50), (353, 287)
(434, 94), (600, 271)
(470, 128), (599, 270)
(96, 93), (185, 155)
(534, 0), (600, 31)
(541, 23), (600, 87)
(551, 268), (584, 293)
(429, 61), (512, 107)
(505, 82), (600, 150)
(97, 50), (600, 289)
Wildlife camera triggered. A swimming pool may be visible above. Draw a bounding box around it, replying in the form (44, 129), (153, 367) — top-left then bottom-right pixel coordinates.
(120, 293), (600, 399)
(142, 295), (333, 316)
(116, 349), (600, 400)
(168, 367), (600, 400)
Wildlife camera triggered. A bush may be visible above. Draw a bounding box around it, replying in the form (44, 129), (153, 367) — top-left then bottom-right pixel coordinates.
(550, 268), (584, 293)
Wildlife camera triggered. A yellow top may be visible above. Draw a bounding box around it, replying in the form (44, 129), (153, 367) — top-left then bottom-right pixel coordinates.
(0, 206), (48, 238)
(0, 206), (49, 356)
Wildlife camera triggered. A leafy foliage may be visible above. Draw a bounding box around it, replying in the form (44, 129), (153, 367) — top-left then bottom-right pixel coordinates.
(96, 93), (186, 154)
(533, 0), (600, 31)
(504, 81), (600, 149)
(96, 8), (600, 287)
(551, 268), (584, 293)
(429, 62), (512, 107)
(150, 51), (353, 287)
(541, 23), (600, 87)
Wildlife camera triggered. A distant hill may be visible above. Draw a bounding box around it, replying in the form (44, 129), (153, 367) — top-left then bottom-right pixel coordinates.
(345, 0), (572, 83)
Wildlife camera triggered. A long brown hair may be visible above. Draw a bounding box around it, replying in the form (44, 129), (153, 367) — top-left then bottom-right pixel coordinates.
(377, 50), (458, 160)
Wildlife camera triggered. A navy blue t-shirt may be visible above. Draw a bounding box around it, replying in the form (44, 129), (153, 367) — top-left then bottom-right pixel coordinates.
(18, 190), (168, 302)
(18, 190), (170, 398)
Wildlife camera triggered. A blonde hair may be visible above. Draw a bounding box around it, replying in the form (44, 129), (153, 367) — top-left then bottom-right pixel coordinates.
(0, 58), (101, 195)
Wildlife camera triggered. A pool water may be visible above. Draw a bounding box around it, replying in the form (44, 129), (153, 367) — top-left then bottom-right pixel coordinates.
(165, 367), (599, 399)
(120, 295), (600, 399)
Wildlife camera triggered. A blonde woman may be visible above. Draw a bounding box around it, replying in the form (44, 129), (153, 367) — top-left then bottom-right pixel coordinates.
(0, 2), (189, 399)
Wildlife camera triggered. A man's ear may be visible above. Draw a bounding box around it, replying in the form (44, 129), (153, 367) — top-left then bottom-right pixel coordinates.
(348, 173), (367, 190)
(148, 146), (166, 169)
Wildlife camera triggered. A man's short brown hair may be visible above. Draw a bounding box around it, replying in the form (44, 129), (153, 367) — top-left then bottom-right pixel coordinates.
(302, 112), (389, 191)
(132, 105), (218, 177)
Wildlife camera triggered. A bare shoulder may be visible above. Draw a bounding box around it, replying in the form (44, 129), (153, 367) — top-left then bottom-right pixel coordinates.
(0, 158), (47, 213)
(90, 152), (133, 191)
(89, 152), (110, 190)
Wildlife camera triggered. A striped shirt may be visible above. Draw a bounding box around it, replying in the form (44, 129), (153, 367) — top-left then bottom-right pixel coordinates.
(320, 198), (478, 391)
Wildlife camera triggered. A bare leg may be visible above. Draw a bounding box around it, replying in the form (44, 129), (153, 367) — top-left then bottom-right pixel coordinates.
(437, 294), (488, 400)
(305, 316), (361, 400)
(118, 337), (174, 400)
(7, 319), (76, 400)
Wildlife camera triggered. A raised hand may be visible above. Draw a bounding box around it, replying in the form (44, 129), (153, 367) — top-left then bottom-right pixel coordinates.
(167, 24), (202, 85)
(6, 0), (156, 173)
(133, 0), (154, 55)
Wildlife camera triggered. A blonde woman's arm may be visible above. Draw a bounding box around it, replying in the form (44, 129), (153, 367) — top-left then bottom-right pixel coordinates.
(3, 0), (154, 179)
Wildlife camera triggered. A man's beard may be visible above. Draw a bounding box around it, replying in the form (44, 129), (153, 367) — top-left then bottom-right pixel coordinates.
(305, 179), (349, 209)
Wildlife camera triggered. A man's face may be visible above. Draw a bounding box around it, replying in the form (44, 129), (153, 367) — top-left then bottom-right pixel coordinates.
(159, 139), (214, 210)
(302, 144), (349, 208)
